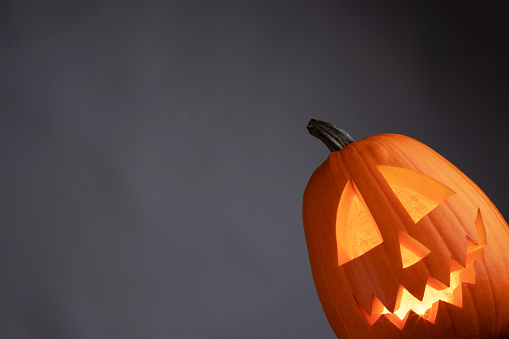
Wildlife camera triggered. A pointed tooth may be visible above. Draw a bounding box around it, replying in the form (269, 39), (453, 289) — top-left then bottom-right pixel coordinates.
(355, 295), (383, 325)
(451, 285), (463, 308)
(383, 311), (410, 330)
(423, 301), (440, 324)
(426, 276), (448, 291)
(459, 262), (476, 285)
(466, 247), (484, 265)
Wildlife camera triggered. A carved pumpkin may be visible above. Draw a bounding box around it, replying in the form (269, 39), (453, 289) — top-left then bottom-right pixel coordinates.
(302, 120), (509, 338)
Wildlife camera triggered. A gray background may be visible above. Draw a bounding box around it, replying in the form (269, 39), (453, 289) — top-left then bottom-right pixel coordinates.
(1, 1), (508, 338)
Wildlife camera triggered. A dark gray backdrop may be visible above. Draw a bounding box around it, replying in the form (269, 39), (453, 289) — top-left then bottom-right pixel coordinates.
(1, 1), (508, 338)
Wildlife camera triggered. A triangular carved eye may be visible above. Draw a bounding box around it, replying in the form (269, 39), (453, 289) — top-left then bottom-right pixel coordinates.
(377, 166), (455, 223)
(336, 180), (383, 266)
(399, 231), (431, 268)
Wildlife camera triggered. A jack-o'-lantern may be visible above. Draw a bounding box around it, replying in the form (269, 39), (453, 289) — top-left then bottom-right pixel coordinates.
(302, 119), (509, 338)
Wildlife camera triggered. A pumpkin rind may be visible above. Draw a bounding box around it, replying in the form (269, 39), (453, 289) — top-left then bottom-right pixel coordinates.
(303, 133), (509, 338)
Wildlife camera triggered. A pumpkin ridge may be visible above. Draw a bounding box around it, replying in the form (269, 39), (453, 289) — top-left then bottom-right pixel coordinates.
(383, 136), (470, 278)
(405, 140), (480, 285)
(326, 152), (348, 204)
(423, 200), (466, 254)
(439, 300), (459, 339)
(424, 216), (467, 286)
(346, 141), (408, 311)
(472, 206), (509, 306)
(360, 250), (394, 314)
(401, 136), (479, 238)
(367, 139), (440, 298)
(474, 253), (499, 335)
(303, 165), (356, 339)
(370, 141), (436, 299)
(440, 200), (473, 264)
(334, 143), (403, 312)
(372, 134), (422, 172)
(464, 282), (482, 337)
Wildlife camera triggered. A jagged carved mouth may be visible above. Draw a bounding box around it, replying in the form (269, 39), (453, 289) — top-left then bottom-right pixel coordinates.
(356, 210), (487, 330)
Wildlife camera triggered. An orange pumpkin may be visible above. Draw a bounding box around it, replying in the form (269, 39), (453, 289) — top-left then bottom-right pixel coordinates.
(302, 119), (509, 338)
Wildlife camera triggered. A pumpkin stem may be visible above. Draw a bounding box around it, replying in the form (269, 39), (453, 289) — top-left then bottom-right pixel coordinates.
(307, 119), (355, 152)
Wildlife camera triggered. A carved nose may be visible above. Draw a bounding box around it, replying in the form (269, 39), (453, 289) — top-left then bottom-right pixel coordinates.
(399, 231), (430, 268)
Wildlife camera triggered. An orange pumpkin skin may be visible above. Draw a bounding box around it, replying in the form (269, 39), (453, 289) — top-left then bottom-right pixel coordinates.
(303, 133), (509, 339)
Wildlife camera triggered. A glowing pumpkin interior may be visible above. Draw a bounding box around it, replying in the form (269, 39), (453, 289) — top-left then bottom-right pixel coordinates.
(336, 165), (487, 329)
